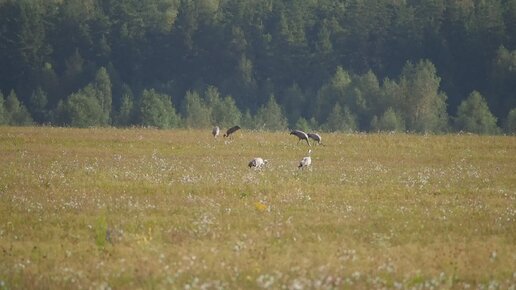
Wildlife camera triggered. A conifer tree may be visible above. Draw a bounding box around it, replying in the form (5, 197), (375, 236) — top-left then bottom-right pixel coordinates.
(0, 92), (7, 125)
(241, 109), (255, 129)
(29, 87), (48, 124)
(505, 108), (516, 134)
(315, 66), (352, 122)
(183, 90), (211, 129)
(219, 96), (242, 128)
(115, 93), (134, 126)
(324, 103), (357, 132)
(5, 90), (33, 126)
(204, 86), (241, 128)
(295, 117), (311, 132)
(254, 95), (288, 131)
(93, 67), (112, 125)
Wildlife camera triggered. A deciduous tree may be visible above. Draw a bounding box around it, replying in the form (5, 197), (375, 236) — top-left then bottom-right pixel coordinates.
(63, 87), (103, 128)
(398, 60), (448, 133)
(139, 89), (180, 128)
(455, 91), (499, 134)
(370, 107), (405, 132)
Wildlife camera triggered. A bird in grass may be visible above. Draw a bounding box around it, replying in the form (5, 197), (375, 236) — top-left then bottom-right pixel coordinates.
(298, 149), (312, 169)
(224, 125), (241, 138)
(290, 130), (311, 146)
(307, 133), (322, 145)
(212, 126), (220, 138)
(248, 157), (268, 169)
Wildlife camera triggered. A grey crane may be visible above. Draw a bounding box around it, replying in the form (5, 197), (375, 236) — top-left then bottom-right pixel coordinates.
(298, 149), (312, 169)
(212, 126), (220, 138)
(248, 157), (268, 169)
(307, 133), (322, 145)
(290, 130), (311, 146)
(224, 125), (241, 138)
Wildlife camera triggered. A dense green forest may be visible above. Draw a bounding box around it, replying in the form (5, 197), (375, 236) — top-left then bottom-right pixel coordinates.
(0, 0), (515, 133)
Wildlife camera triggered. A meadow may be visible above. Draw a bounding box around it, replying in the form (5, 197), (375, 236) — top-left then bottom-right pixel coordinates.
(0, 126), (515, 289)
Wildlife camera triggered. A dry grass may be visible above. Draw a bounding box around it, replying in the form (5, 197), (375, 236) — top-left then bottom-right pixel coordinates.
(0, 126), (515, 289)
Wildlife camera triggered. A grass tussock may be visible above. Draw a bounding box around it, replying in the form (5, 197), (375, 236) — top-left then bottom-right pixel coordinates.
(0, 127), (515, 289)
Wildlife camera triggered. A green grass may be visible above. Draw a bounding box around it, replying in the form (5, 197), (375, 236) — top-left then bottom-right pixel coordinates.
(0, 126), (515, 289)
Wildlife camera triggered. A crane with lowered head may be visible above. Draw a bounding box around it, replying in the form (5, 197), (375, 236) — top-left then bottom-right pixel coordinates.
(248, 157), (268, 169)
(224, 125), (241, 138)
(298, 149), (312, 169)
(307, 133), (322, 145)
(290, 130), (311, 146)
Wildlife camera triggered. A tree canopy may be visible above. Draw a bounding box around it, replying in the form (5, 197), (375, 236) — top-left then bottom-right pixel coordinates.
(0, 0), (515, 134)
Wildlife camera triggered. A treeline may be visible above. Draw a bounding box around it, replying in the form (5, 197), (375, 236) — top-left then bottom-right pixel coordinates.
(0, 0), (515, 134)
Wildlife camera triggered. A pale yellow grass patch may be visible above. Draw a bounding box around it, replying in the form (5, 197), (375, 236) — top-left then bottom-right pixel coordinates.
(0, 127), (515, 289)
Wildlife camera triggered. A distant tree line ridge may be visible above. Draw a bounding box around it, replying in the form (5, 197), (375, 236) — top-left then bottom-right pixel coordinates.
(0, 0), (515, 134)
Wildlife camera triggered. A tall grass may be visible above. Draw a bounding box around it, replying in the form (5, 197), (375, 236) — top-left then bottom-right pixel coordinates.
(0, 127), (515, 289)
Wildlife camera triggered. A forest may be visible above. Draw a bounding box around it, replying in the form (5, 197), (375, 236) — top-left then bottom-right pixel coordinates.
(0, 0), (515, 134)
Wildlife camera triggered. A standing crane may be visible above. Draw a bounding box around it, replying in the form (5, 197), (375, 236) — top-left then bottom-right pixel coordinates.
(290, 130), (311, 146)
(212, 126), (220, 138)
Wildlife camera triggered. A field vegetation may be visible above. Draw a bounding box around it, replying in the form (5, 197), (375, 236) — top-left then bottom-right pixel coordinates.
(0, 126), (515, 289)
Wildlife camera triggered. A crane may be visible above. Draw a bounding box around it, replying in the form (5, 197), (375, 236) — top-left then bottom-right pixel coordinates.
(298, 149), (312, 169)
(290, 130), (311, 146)
(307, 133), (322, 145)
(212, 126), (220, 137)
(224, 125), (241, 138)
(248, 157), (268, 169)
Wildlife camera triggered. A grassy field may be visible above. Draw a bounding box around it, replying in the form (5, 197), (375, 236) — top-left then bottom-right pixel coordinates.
(0, 126), (515, 289)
